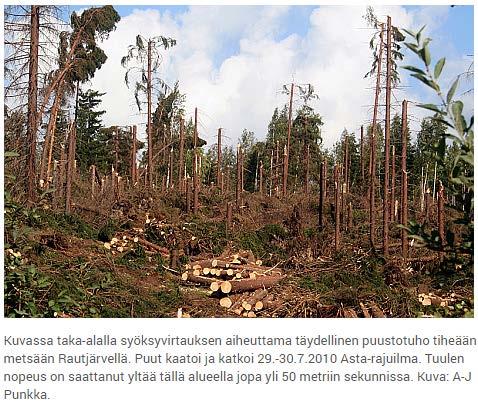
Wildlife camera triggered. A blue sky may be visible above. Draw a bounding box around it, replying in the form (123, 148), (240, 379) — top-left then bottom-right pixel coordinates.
(67, 4), (474, 147)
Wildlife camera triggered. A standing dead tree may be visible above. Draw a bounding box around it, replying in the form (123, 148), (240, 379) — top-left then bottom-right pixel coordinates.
(383, 15), (393, 257)
(121, 33), (176, 188)
(401, 100), (408, 258)
(178, 118), (185, 192)
(319, 160), (326, 230)
(368, 24), (384, 249)
(131, 125), (137, 185)
(193, 107), (199, 213)
(334, 164), (341, 250)
(217, 128), (223, 192)
(283, 83), (294, 197)
(4, 6), (64, 201)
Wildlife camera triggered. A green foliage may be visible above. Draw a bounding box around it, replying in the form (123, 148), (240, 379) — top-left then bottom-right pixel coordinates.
(402, 27), (473, 256)
(121, 34), (177, 111)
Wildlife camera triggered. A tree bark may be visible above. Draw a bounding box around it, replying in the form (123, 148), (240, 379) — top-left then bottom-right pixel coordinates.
(26, 5), (40, 203)
(319, 160), (325, 230)
(438, 181), (445, 260)
(147, 40), (153, 188)
(131, 125), (137, 185)
(65, 124), (76, 214)
(193, 107), (199, 213)
(217, 127), (222, 190)
(334, 165), (340, 250)
(360, 125), (364, 185)
(283, 83), (294, 197)
(178, 118), (185, 192)
(401, 100), (408, 258)
(383, 16), (392, 257)
(369, 23), (384, 250)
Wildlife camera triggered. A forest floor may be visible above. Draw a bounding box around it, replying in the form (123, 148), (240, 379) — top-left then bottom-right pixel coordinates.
(4, 189), (474, 318)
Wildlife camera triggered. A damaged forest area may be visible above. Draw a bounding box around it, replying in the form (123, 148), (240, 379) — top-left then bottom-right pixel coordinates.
(4, 6), (474, 318)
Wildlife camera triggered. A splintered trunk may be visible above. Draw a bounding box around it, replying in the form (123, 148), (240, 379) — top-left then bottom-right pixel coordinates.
(90, 165), (96, 198)
(282, 145), (287, 198)
(390, 145), (396, 222)
(347, 201), (353, 231)
(26, 5), (40, 202)
(226, 201), (233, 236)
(319, 160), (325, 229)
(193, 107), (199, 214)
(369, 23), (384, 250)
(275, 141), (280, 197)
(65, 124), (76, 214)
(383, 16), (392, 257)
(259, 160), (264, 196)
(56, 144), (66, 203)
(235, 146), (243, 208)
(438, 181), (445, 259)
(305, 145), (310, 195)
(360, 125), (364, 185)
(344, 135), (349, 195)
(40, 81), (64, 188)
(217, 128), (222, 190)
(186, 178), (191, 213)
(147, 40), (153, 188)
(167, 146), (174, 189)
(225, 166), (231, 195)
(131, 125), (137, 185)
(334, 165), (341, 250)
(178, 118), (185, 192)
(283, 83), (294, 197)
(401, 100), (408, 258)
(114, 126), (119, 173)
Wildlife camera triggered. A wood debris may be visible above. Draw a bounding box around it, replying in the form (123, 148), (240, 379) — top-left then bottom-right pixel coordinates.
(180, 251), (285, 317)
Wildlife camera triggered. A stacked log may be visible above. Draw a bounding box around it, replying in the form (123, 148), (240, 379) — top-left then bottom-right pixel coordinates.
(180, 252), (285, 316)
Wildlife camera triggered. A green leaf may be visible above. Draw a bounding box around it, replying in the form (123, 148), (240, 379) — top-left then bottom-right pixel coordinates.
(402, 28), (416, 37)
(402, 65), (427, 75)
(404, 42), (419, 53)
(447, 77), (459, 103)
(411, 73), (438, 90)
(416, 25), (426, 40)
(434, 58), (445, 79)
(5, 151), (20, 158)
(420, 45), (431, 66)
(418, 103), (443, 113)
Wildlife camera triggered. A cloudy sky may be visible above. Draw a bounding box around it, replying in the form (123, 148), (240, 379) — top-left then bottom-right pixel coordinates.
(73, 4), (473, 149)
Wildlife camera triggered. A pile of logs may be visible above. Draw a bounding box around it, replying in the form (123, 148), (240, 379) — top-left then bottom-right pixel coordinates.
(181, 252), (285, 317)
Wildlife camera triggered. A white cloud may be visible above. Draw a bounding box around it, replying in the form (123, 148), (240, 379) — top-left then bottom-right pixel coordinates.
(87, 5), (471, 151)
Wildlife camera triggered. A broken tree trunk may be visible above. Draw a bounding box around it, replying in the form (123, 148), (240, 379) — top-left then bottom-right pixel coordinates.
(319, 160), (325, 229)
(391, 144), (396, 222)
(360, 125), (364, 185)
(369, 24), (384, 250)
(217, 127), (222, 191)
(90, 165), (96, 198)
(226, 202), (233, 236)
(193, 107), (199, 214)
(26, 5), (40, 203)
(401, 101), (408, 258)
(438, 181), (445, 260)
(334, 165), (340, 250)
(283, 82), (294, 197)
(383, 15), (392, 258)
(305, 144), (310, 195)
(178, 118), (185, 192)
(131, 125), (137, 186)
(65, 124), (76, 214)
